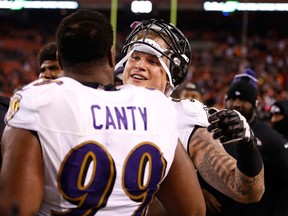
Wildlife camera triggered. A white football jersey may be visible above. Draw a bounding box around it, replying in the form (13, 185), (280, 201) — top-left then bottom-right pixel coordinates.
(171, 98), (209, 151)
(5, 78), (179, 216)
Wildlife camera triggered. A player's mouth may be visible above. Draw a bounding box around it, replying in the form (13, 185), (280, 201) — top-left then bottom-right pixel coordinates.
(131, 74), (147, 80)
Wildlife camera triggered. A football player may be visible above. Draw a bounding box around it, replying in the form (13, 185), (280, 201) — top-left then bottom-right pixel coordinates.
(116, 19), (265, 212)
(0, 10), (205, 216)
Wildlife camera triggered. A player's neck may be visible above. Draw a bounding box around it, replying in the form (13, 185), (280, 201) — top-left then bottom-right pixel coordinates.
(80, 82), (116, 91)
(64, 66), (114, 87)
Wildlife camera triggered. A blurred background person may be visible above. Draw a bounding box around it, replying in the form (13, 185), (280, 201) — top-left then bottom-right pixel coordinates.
(179, 82), (205, 102)
(179, 82), (217, 107)
(270, 100), (288, 140)
(37, 42), (63, 79)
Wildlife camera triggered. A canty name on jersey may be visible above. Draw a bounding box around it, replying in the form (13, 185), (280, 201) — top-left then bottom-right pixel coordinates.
(91, 105), (148, 130)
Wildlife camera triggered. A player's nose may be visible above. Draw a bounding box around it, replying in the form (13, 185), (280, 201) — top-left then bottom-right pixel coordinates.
(135, 58), (148, 71)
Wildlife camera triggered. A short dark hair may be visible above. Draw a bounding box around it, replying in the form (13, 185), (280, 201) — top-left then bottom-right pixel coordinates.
(56, 10), (113, 67)
(37, 42), (57, 69)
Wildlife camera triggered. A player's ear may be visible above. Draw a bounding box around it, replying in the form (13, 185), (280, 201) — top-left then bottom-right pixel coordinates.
(108, 46), (115, 67)
(56, 51), (63, 70)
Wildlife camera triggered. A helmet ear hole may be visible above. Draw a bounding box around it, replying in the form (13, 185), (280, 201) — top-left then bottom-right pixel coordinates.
(170, 65), (184, 87)
(173, 56), (181, 67)
(170, 54), (187, 87)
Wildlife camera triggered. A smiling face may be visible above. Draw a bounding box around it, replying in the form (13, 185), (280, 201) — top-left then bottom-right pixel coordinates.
(122, 36), (171, 94)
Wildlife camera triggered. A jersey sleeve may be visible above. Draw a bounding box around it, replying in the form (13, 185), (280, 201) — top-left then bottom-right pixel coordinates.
(5, 79), (57, 131)
(171, 98), (210, 151)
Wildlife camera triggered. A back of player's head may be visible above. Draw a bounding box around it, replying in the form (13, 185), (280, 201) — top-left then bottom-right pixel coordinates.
(56, 10), (113, 67)
(37, 42), (57, 69)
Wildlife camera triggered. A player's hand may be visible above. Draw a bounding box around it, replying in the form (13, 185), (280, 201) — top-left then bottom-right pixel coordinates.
(207, 108), (253, 145)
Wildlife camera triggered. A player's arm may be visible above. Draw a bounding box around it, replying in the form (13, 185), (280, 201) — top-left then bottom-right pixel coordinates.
(189, 112), (264, 203)
(0, 126), (44, 216)
(152, 139), (205, 216)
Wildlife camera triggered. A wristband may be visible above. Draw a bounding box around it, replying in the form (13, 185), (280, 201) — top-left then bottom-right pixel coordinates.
(236, 137), (263, 177)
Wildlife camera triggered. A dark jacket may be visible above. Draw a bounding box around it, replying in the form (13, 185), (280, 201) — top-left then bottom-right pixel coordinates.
(271, 100), (288, 140)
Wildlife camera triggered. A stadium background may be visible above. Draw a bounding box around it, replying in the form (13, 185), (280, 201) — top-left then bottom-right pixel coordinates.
(1, 0), (288, 118)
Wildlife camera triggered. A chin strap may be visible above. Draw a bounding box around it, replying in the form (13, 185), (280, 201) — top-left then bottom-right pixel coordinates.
(115, 50), (134, 71)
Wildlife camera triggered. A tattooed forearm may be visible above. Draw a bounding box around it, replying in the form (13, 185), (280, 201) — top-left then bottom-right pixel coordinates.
(190, 127), (235, 184)
(189, 127), (264, 203)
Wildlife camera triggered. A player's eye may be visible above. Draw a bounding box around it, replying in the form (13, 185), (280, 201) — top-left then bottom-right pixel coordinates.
(147, 57), (159, 66)
(49, 66), (61, 70)
(130, 53), (140, 61)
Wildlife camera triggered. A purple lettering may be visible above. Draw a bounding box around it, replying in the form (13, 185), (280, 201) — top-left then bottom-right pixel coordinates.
(114, 107), (128, 130)
(91, 105), (103, 129)
(106, 106), (116, 129)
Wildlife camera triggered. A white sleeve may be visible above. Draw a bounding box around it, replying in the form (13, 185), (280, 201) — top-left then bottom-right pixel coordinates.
(171, 98), (209, 151)
(5, 79), (55, 131)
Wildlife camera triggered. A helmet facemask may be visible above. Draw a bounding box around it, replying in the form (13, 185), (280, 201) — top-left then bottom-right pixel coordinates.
(116, 19), (191, 96)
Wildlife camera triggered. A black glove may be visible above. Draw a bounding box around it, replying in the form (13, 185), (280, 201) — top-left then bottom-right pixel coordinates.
(208, 108), (262, 177)
(207, 108), (253, 145)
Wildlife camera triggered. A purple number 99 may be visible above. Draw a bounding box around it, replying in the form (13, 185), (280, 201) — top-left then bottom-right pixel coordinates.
(51, 141), (167, 216)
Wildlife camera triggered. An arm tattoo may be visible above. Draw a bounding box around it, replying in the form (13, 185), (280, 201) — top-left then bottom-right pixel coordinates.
(189, 127), (264, 203)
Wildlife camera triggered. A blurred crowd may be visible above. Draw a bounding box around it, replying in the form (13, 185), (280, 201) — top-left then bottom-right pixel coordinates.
(1, 12), (288, 121)
(174, 29), (288, 122)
